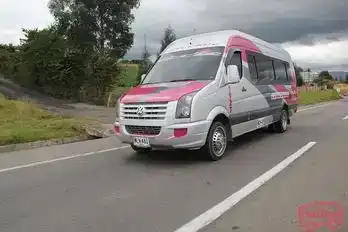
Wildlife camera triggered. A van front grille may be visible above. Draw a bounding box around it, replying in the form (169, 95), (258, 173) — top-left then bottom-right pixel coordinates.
(121, 102), (168, 120)
(125, 125), (161, 135)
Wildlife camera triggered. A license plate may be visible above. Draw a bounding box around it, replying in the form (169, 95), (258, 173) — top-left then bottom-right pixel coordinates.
(132, 137), (150, 148)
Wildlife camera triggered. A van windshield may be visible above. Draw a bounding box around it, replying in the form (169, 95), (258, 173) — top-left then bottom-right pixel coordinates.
(142, 46), (224, 84)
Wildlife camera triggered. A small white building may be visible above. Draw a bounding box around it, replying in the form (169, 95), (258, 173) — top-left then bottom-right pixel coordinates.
(300, 71), (319, 83)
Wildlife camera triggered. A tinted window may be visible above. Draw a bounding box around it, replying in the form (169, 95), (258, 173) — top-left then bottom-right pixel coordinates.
(142, 46), (224, 84)
(247, 54), (258, 82)
(255, 56), (274, 83)
(286, 63), (292, 80)
(227, 51), (242, 78)
(274, 60), (288, 81)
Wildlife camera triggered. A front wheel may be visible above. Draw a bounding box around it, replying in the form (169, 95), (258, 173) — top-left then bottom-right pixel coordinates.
(202, 121), (228, 161)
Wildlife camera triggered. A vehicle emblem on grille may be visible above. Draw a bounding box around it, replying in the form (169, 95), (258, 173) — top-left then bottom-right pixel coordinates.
(136, 106), (145, 116)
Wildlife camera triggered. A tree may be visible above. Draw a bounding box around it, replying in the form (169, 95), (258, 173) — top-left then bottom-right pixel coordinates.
(48, 0), (140, 57)
(313, 70), (334, 87)
(137, 42), (152, 84)
(297, 75), (304, 87)
(0, 0), (139, 105)
(18, 28), (89, 98)
(294, 63), (304, 86)
(318, 71), (333, 80)
(345, 74), (348, 84)
(0, 44), (19, 75)
(159, 25), (176, 54)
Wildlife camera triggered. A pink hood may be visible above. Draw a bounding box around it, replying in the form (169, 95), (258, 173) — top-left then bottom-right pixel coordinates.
(120, 81), (211, 103)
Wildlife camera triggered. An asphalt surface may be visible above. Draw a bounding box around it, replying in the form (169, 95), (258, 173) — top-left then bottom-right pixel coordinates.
(0, 99), (347, 232)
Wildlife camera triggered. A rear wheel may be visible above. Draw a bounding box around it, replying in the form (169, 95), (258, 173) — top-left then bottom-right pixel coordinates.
(273, 108), (289, 133)
(131, 144), (152, 154)
(202, 121), (228, 161)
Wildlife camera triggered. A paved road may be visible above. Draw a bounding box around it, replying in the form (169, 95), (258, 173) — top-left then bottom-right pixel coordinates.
(0, 100), (347, 232)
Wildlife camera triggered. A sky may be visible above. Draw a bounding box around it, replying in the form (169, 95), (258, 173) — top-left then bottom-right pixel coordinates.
(0, 0), (347, 72)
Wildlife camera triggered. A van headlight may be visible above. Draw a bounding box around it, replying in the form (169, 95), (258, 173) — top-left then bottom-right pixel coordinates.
(175, 92), (197, 118)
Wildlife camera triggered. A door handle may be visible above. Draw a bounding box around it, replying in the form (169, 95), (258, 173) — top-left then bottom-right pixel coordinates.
(242, 87), (247, 92)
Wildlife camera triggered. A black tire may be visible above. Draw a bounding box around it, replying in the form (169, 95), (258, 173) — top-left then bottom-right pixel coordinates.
(265, 125), (275, 133)
(202, 121), (228, 161)
(273, 109), (289, 133)
(131, 144), (152, 154)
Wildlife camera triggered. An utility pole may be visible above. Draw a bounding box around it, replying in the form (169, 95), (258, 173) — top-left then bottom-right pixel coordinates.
(142, 34), (149, 60)
(144, 34), (147, 50)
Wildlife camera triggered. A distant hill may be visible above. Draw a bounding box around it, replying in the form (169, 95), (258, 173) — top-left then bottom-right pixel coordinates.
(329, 71), (346, 81)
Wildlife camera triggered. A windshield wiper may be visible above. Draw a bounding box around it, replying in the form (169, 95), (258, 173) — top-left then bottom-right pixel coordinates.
(169, 79), (196, 82)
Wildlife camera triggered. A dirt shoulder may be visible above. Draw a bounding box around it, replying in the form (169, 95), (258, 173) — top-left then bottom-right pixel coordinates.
(0, 75), (115, 124)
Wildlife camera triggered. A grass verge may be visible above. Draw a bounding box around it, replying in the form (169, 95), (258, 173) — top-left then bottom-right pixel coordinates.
(118, 64), (139, 87)
(299, 89), (341, 105)
(0, 94), (89, 145)
(106, 64), (138, 107)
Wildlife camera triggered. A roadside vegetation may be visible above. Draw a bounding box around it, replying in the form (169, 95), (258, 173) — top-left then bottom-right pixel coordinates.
(0, 94), (89, 145)
(114, 63), (139, 97)
(118, 64), (140, 87)
(0, 0), (141, 106)
(299, 89), (341, 105)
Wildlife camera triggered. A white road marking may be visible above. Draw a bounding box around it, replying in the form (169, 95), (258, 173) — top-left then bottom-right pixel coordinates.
(0, 145), (130, 174)
(0, 102), (335, 173)
(343, 116), (348, 120)
(297, 103), (332, 112)
(174, 141), (317, 232)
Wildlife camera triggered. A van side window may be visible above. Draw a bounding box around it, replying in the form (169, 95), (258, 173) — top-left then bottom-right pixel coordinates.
(255, 55), (274, 83)
(286, 63), (292, 80)
(227, 51), (242, 78)
(273, 60), (288, 81)
(247, 54), (258, 82)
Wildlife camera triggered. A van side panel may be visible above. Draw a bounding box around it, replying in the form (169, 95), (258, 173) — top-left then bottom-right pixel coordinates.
(224, 41), (270, 118)
(226, 36), (298, 137)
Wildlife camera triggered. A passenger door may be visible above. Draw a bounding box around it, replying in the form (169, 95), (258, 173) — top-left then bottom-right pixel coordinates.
(224, 49), (258, 137)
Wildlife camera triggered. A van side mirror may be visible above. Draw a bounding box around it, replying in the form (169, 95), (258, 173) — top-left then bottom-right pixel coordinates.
(226, 65), (240, 84)
(141, 74), (146, 82)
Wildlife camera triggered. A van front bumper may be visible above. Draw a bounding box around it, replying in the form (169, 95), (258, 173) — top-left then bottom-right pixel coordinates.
(114, 120), (211, 149)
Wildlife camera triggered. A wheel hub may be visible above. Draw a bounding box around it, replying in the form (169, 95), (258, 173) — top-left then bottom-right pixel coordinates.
(282, 111), (288, 130)
(212, 126), (227, 157)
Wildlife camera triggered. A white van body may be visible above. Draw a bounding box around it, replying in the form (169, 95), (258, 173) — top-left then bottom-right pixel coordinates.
(114, 30), (298, 160)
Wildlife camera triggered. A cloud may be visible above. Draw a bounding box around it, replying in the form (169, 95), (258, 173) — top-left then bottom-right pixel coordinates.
(188, 0), (348, 43)
(283, 38), (348, 71)
(0, 0), (347, 70)
(0, 0), (53, 44)
(126, 0), (348, 71)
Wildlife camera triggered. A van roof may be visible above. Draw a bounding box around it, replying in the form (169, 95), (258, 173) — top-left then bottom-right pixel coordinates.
(162, 30), (291, 60)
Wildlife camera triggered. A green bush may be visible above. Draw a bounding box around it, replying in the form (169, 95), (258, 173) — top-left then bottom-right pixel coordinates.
(79, 54), (120, 105)
(1, 28), (121, 105)
(0, 44), (20, 77)
(326, 80), (337, 90)
(18, 29), (89, 99)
